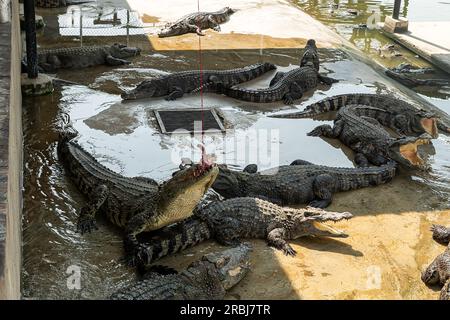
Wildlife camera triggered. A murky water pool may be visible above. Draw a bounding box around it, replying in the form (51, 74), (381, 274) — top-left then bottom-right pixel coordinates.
(22, 3), (450, 299)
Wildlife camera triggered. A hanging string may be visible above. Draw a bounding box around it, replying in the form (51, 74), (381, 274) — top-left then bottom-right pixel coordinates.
(196, 0), (206, 165)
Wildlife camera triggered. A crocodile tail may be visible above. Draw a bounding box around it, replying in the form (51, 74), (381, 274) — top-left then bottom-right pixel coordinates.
(137, 218), (212, 265)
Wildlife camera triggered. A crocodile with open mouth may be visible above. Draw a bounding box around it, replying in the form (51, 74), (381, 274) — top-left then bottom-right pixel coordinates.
(421, 224), (450, 300)
(29, 44), (141, 73)
(110, 244), (251, 300)
(307, 105), (432, 168)
(269, 93), (441, 136)
(121, 62), (277, 101)
(158, 7), (235, 38)
(57, 116), (218, 264)
(135, 197), (352, 267)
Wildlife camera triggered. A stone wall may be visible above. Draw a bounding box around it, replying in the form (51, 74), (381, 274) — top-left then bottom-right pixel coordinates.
(0, 0), (22, 300)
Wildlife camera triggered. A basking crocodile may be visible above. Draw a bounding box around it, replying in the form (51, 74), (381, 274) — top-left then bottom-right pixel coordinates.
(57, 117), (218, 264)
(121, 62), (276, 101)
(269, 93), (442, 136)
(422, 225), (450, 300)
(207, 160), (397, 208)
(33, 44), (141, 73)
(110, 244), (251, 300)
(158, 7), (235, 38)
(307, 105), (431, 168)
(218, 63), (338, 104)
(136, 197), (352, 266)
(385, 69), (450, 88)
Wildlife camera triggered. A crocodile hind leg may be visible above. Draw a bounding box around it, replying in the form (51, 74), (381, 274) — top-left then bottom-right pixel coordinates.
(283, 82), (303, 105)
(318, 74), (339, 85)
(309, 174), (334, 208)
(77, 184), (108, 234)
(269, 71), (285, 87)
(165, 86), (184, 101)
(105, 55), (131, 66)
(354, 153), (371, 167)
(267, 227), (297, 256)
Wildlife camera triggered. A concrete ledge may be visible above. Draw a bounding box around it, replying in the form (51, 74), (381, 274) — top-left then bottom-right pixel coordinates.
(0, 0), (22, 300)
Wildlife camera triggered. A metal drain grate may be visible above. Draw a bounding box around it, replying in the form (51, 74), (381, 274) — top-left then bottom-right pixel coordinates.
(154, 108), (225, 133)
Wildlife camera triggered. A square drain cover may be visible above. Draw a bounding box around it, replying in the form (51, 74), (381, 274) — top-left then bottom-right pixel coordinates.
(154, 108), (225, 133)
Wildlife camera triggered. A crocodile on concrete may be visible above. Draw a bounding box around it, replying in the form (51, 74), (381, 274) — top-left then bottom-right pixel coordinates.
(269, 93), (443, 135)
(206, 160), (397, 208)
(158, 7), (235, 38)
(135, 197), (352, 266)
(121, 62), (276, 101)
(422, 226), (450, 300)
(110, 244), (251, 300)
(307, 105), (431, 168)
(218, 65), (337, 104)
(56, 115), (218, 264)
(30, 44), (141, 73)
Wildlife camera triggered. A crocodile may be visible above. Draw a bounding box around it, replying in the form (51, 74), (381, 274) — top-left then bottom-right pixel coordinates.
(121, 62), (277, 101)
(57, 116), (218, 264)
(269, 93), (442, 136)
(110, 244), (251, 300)
(218, 65), (338, 104)
(307, 105), (431, 168)
(30, 44), (141, 73)
(135, 197), (352, 266)
(158, 7), (235, 38)
(421, 226), (450, 300)
(202, 159), (397, 208)
(385, 69), (450, 88)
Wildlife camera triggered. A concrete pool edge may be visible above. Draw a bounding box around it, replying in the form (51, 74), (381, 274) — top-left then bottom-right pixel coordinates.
(0, 0), (22, 300)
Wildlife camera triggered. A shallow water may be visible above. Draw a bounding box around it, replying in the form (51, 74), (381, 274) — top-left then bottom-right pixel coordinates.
(294, 0), (450, 101)
(22, 3), (450, 299)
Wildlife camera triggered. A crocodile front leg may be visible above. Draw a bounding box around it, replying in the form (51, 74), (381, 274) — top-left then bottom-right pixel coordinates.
(106, 55), (131, 66)
(310, 174), (334, 208)
(77, 184), (108, 234)
(165, 86), (184, 100)
(124, 212), (152, 266)
(267, 227), (296, 256)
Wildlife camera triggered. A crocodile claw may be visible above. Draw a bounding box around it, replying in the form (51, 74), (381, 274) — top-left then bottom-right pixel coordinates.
(282, 245), (297, 256)
(76, 216), (98, 234)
